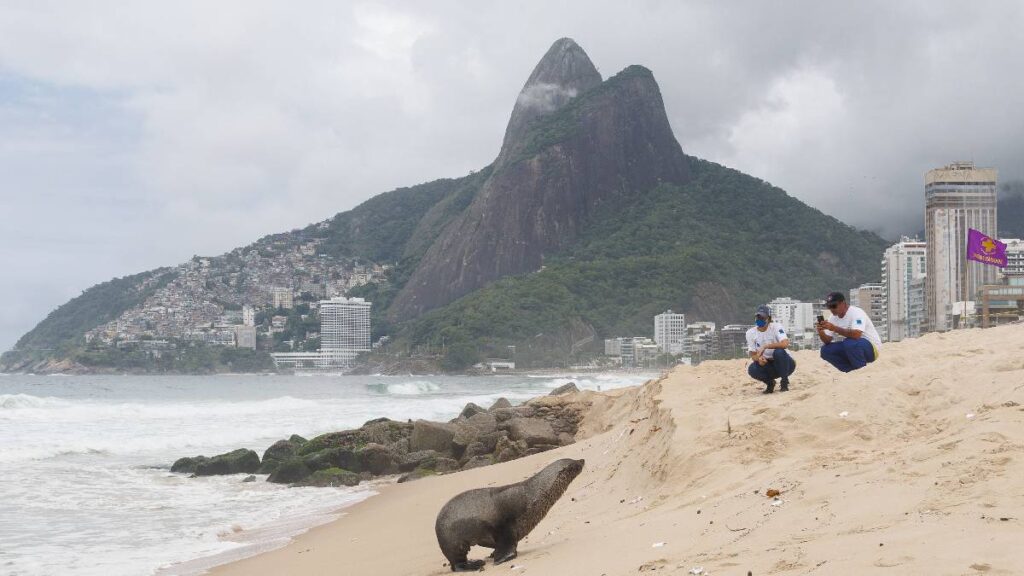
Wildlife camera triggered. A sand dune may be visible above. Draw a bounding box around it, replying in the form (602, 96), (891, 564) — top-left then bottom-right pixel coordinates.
(211, 324), (1024, 575)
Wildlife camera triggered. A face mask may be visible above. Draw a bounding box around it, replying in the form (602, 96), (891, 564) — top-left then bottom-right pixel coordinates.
(755, 318), (767, 328)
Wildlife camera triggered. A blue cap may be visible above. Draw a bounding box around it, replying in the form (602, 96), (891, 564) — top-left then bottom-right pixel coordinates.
(755, 305), (771, 318)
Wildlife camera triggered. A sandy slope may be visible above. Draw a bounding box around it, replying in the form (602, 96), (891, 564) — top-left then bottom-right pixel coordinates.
(210, 324), (1024, 576)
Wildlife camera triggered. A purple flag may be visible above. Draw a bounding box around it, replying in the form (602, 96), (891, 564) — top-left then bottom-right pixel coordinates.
(966, 228), (1007, 268)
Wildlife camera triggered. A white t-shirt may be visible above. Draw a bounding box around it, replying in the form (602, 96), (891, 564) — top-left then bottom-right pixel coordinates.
(746, 322), (788, 359)
(826, 305), (882, 348)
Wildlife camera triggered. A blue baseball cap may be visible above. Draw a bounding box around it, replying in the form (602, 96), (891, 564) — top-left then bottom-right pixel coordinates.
(755, 305), (771, 318)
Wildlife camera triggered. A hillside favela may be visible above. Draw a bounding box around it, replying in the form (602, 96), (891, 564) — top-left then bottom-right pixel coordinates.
(2, 4), (1023, 576)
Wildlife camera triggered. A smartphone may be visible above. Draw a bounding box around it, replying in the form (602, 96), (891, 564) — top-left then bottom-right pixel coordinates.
(816, 315), (825, 324)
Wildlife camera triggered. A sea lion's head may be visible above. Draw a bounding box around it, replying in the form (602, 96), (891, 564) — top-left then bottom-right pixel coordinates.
(532, 458), (585, 496)
(558, 458), (585, 481)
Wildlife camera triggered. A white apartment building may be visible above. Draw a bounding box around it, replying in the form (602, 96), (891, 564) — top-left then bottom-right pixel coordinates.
(318, 296), (371, 368)
(1000, 238), (1024, 278)
(682, 322), (716, 363)
(881, 238), (927, 342)
(767, 297), (815, 333)
(924, 162), (998, 331)
(604, 336), (657, 367)
(653, 310), (686, 355)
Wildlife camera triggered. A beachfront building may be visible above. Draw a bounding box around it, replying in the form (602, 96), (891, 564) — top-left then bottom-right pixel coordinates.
(1000, 239), (1024, 278)
(604, 336), (658, 367)
(907, 277), (927, 337)
(924, 161), (998, 332)
(849, 283), (886, 340)
(653, 310), (686, 355)
(767, 297), (815, 333)
(318, 296), (371, 368)
(718, 324), (750, 358)
(682, 322), (717, 365)
(604, 338), (622, 356)
(881, 238), (927, 342)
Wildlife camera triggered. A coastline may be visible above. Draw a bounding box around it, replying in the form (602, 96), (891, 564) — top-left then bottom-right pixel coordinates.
(208, 324), (1024, 576)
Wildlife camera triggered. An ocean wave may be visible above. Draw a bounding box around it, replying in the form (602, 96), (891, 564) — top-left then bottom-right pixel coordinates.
(384, 381), (441, 395)
(0, 394), (324, 417)
(0, 393), (71, 410)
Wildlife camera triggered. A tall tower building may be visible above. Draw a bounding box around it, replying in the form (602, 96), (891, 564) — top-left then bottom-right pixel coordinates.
(924, 162), (998, 331)
(849, 283), (885, 334)
(653, 310), (686, 355)
(318, 297), (371, 368)
(881, 238), (927, 342)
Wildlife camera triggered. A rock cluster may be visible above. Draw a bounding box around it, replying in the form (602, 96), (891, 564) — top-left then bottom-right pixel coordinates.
(170, 393), (590, 487)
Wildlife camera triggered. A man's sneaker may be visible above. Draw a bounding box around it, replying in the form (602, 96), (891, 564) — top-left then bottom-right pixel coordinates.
(762, 380), (776, 394)
(780, 378), (790, 392)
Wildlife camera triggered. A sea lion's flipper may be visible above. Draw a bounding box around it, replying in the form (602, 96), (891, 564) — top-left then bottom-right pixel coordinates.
(451, 559), (485, 572)
(491, 523), (519, 565)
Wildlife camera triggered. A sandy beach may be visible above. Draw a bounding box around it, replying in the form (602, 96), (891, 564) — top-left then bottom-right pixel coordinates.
(211, 323), (1024, 576)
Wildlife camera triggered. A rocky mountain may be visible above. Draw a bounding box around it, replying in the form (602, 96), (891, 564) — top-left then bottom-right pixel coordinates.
(391, 40), (690, 317)
(3, 38), (889, 373)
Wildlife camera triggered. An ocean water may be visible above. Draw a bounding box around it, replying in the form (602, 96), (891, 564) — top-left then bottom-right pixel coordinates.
(0, 372), (653, 575)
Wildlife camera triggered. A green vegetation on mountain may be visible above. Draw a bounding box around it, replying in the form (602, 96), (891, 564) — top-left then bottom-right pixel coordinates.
(75, 341), (273, 374)
(314, 168), (491, 263)
(2, 269), (177, 366)
(397, 157), (888, 368)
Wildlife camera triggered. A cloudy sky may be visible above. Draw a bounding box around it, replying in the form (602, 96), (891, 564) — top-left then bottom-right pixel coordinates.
(2, 1), (1023, 352)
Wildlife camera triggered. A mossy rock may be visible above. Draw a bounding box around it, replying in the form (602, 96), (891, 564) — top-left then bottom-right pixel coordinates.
(298, 430), (363, 456)
(194, 449), (260, 476)
(258, 439), (300, 474)
(288, 434), (308, 445)
(171, 456), (209, 474)
(267, 458), (312, 484)
(299, 467), (360, 487)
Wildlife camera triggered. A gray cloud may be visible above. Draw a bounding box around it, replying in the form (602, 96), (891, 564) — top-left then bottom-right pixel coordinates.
(2, 1), (1023, 351)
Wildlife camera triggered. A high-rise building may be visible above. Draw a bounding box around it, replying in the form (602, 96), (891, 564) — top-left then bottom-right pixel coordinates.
(849, 283), (885, 337)
(653, 310), (686, 355)
(881, 238), (927, 342)
(907, 277), (927, 338)
(273, 288), (294, 310)
(318, 297), (371, 368)
(767, 297), (815, 333)
(1001, 238), (1024, 278)
(924, 162), (998, 331)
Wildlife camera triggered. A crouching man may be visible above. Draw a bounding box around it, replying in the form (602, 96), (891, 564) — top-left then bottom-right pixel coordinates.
(747, 305), (796, 394)
(817, 291), (882, 372)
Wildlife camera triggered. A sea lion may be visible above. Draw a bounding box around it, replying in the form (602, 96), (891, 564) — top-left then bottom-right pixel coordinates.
(435, 458), (585, 571)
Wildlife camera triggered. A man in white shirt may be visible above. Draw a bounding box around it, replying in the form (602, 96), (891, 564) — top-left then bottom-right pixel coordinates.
(746, 305), (796, 394)
(816, 291), (882, 373)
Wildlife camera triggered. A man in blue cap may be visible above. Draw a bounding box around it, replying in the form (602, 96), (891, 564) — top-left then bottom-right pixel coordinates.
(746, 304), (796, 394)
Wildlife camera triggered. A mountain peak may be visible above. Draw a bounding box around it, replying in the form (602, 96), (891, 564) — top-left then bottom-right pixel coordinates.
(499, 38), (602, 159)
